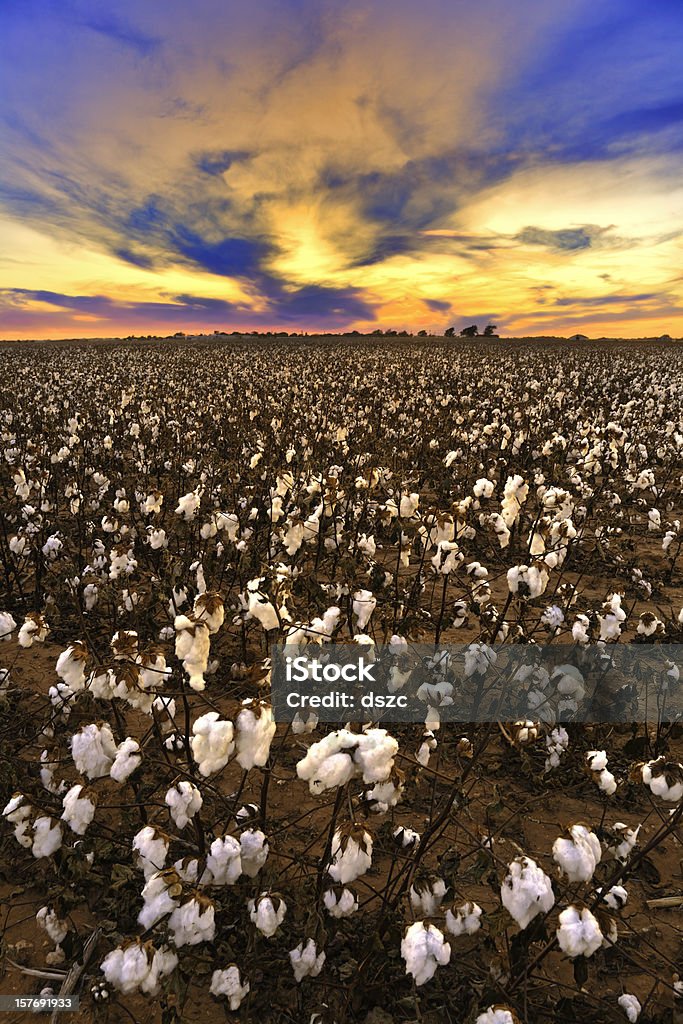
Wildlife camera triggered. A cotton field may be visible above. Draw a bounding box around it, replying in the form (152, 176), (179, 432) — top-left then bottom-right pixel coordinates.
(1, 335), (682, 1024)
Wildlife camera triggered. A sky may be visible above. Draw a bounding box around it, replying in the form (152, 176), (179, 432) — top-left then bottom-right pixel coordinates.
(1, 0), (682, 339)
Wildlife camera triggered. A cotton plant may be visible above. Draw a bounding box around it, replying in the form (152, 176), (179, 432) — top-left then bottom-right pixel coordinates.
(239, 829), (269, 877)
(70, 723), (118, 779)
(174, 615), (211, 691)
(296, 728), (398, 795)
(36, 906), (69, 965)
(18, 612), (49, 647)
(289, 938), (326, 983)
(132, 825), (169, 879)
(201, 834), (242, 885)
(235, 699), (276, 769)
(138, 869), (183, 930)
(409, 875), (448, 915)
(475, 1007), (520, 1024)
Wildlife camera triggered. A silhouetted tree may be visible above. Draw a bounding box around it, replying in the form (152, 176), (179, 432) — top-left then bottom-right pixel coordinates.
(444, 326), (456, 337)
(483, 324), (498, 336)
(460, 324), (479, 337)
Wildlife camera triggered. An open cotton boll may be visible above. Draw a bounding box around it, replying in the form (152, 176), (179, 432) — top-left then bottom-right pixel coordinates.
(71, 722), (118, 779)
(138, 869), (182, 930)
(132, 825), (169, 879)
(175, 489), (201, 521)
(295, 730), (360, 794)
(165, 782), (202, 830)
(603, 884), (628, 911)
(174, 615), (210, 691)
(328, 826), (372, 884)
(56, 643), (88, 691)
(290, 938), (326, 983)
(100, 940), (177, 996)
(235, 700), (276, 769)
(604, 822), (640, 862)
(201, 834), (242, 885)
(475, 1008), (519, 1024)
(366, 772), (405, 813)
(556, 906), (603, 958)
(445, 901), (482, 937)
(246, 579), (282, 631)
(61, 784), (96, 835)
(393, 825), (420, 848)
(292, 711), (319, 735)
(31, 816), (62, 859)
(110, 738), (142, 783)
(248, 893), (286, 937)
(210, 965), (250, 1011)
(553, 824), (602, 882)
(618, 994), (641, 1022)
(506, 564), (548, 599)
(190, 712), (234, 776)
(193, 592), (224, 634)
(0, 611), (17, 639)
(36, 906), (68, 948)
(401, 922), (451, 987)
(2, 793), (33, 847)
(351, 729), (398, 784)
(168, 894), (215, 947)
(641, 757), (683, 802)
(239, 829), (269, 877)
(501, 857), (555, 930)
(352, 589), (376, 630)
(410, 876), (448, 915)
(18, 612), (49, 647)
(323, 886), (358, 918)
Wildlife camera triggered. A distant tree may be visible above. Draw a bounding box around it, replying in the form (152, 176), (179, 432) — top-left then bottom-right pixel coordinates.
(444, 326), (456, 337)
(417, 329), (428, 337)
(460, 324), (479, 337)
(483, 324), (498, 336)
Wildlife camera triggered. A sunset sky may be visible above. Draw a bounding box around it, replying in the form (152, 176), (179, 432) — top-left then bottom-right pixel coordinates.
(1, 0), (682, 339)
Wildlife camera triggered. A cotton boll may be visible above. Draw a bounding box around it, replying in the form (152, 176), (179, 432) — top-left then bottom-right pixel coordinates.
(138, 869), (182, 930)
(352, 590), (376, 630)
(292, 711), (319, 734)
(201, 835), (242, 885)
(175, 489), (201, 521)
(18, 612), (49, 647)
(475, 1007), (519, 1024)
(56, 643), (88, 691)
(165, 781), (202, 830)
(365, 771), (405, 813)
(31, 816), (62, 859)
(410, 876), (448, 915)
(445, 901), (482, 937)
(603, 822), (640, 862)
(174, 615), (211, 691)
(295, 730), (357, 794)
(239, 829), (269, 877)
(100, 940), (177, 996)
(641, 757), (683, 802)
(193, 591), (224, 634)
(168, 894), (215, 947)
(290, 938), (326, 983)
(210, 965), (250, 1011)
(618, 994), (641, 1022)
(501, 857), (555, 930)
(401, 921), (451, 987)
(248, 892), (287, 937)
(553, 824), (601, 882)
(235, 700), (276, 769)
(603, 885), (628, 911)
(71, 722), (117, 779)
(556, 906), (603, 958)
(328, 826), (372, 884)
(61, 784), (96, 835)
(36, 905), (68, 948)
(132, 825), (169, 879)
(2, 793), (32, 848)
(190, 711), (234, 776)
(323, 886), (358, 918)
(110, 738), (142, 783)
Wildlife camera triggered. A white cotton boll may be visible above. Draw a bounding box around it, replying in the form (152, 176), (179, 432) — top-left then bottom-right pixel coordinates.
(138, 870), (182, 930)
(292, 711), (319, 734)
(543, 728), (569, 773)
(606, 822), (640, 862)
(323, 886), (358, 918)
(235, 701), (276, 769)
(132, 825), (169, 879)
(501, 857), (555, 930)
(168, 895), (215, 947)
(190, 711), (235, 776)
(586, 749), (617, 795)
(3, 792), (32, 847)
(641, 757), (683, 802)
(31, 816), (62, 859)
(173, 856), (199, 883)
(401, 922), (451, 987)
(586, 750), (608, 771)
(328, 827), (372, 884)
(553, 824), (602, 882)
(618, 994), (641, 1022)
(239, 829), (269, 877)
(295, 730), (356, 794)
(366, 774), (405, 813)
(604, 885), (628, 911)
(393, 825), (420, 848)
(174, 615), (210, 691)
(61, 784), (96, 835)
(410, 877), (448, 915)
(56, 643), (88, 691)
(352, 589), (376, 630)
(201, 835), (242, 885)
(36, 906), (68, 947)
(475, 1008), (518, 1024)
(18, 613), (49, 647)
(175, 489), (201, 521)
(193, 592), (224, 634)
(445, 901), (482, 937)
(165, 782), (202, 830)
(110, 738), (142, 783)
(507, 564), (548, 599)
(71, 722), (117, 779)
(556, 906), (603, 958)
(210, 965), (250, 1010)
(290, 938), (326, 983)
(599, 593), (626, 641)
(248, 893), (287, 937)
(474, 478), (495, 499)
(100, 941), (177, 996)
(352, 729), (398, 784)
